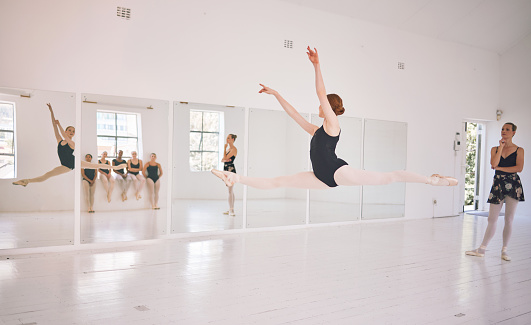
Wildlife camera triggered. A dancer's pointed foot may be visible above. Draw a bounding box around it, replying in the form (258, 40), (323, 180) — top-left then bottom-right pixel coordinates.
(501, 247), (511, 261)
(121, 193), (126, 202)
(13, 179), (29, 187)
(211, 169), (236, 187)
(430, 174), (458, 186)
(465, 245), (486, 257)
(107, 194), (112, 203)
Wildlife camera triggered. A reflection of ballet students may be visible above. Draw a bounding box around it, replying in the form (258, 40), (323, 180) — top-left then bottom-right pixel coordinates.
(99, 151), (115, 203)
(82, 154), (97, 213)
(143, 153), (163, 209)
(127, 151), (145, 200)
(13, 103), (126, 187)
(466, 123), (524, 261)
(212, 47), (457, 190)
(221, 134), (238, 216)
(113, 150), (132, 202)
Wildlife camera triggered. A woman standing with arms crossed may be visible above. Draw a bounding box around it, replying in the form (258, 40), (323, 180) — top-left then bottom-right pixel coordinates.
(127, 151), (146, 200)
(82, 154), (97, 213)
(143, 153), (163, 209)
(221, 134), (238, 216)
(466, 123), (524, 261)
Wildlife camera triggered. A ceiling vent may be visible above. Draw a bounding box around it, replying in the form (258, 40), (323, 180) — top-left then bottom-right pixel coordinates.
(398, 62), (405, 70)
(284, 40), (293, 49)
(117, 7), (131, 20)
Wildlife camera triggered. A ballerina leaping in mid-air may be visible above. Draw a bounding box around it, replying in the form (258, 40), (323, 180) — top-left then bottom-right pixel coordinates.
(212, 46), (457, 190)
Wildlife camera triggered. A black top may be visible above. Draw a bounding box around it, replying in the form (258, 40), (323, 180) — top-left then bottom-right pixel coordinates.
(146, 164), (159, 183)
(310, 126), (348, 187)
(99, 159), (110, 174)
(84, 169), (95, 181)
(58, 141), (75, 170)
(129, 160), (140, 175)
(113, 158), (126, 174)
(495, 147), (519, 175)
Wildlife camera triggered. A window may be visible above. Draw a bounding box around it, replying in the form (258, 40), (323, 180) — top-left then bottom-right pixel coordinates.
(190, 110), (222, 171)
(0, 101), (15, 178)
(96, 111), (139, 158)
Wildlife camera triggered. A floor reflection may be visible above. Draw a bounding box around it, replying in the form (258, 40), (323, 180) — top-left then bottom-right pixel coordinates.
(0, 211), (74, 249)
(172, 199), (243, 233)
(81, 209), (166, 243)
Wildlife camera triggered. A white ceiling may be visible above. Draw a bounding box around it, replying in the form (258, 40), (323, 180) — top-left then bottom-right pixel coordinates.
(281, 0), (531, 54)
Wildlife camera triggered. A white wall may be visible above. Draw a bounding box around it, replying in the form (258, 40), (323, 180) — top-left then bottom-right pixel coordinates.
(0, 0), (503, 218)
(0, 89), (75, 212)
(494, 33), (531, 214)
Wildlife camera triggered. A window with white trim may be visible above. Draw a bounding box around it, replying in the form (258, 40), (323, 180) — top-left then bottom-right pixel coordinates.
(189, 110), (223, 171)
(96, 111), (139, 159)
(0, 101), (15, 178)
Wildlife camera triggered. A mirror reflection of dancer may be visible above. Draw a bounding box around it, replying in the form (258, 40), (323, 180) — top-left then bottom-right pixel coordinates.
(82, 154), (97, 213)
(113, 150), (132, 202)
(221, 134), (238, 216)
(99, 151), (115, 203)
(212, 47), (457, 190)
(143, 153), (163, 209)
(127, 151), (146, 200)
(466, 123), (524, 261)
(13, 103), (126, 187)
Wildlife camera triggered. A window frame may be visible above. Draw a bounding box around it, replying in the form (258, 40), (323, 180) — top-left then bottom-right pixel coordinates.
(189, 110), (223, 172)
(0, 100), (16, 179)
(96, 110), (139, 160)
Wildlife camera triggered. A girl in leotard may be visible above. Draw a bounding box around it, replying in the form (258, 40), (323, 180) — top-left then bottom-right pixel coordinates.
(466, 123), (524, 261)
(13, 103), (126, 187)
(82, 154), (97, 213)
(212, 47), (457, 190)
(221, 134), (238, 216)
(99, 151), (115, 203)
(143, 153), (163, 209)
(127, 151), (145, 200)
(113, 150), (132, 202)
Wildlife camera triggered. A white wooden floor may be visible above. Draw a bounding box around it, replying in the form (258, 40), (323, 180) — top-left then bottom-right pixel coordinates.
(1, 214), (531, 325)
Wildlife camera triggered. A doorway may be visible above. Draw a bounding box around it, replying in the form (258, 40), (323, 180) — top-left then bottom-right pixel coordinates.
(463, 122), (485, 212)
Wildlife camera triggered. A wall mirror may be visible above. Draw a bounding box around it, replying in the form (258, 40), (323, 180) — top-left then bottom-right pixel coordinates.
(246, 108), (308, 228)
(362, 119), (407, 219)
(81, 93), (169, 243)
(0, 88), (75, 249)
(172, 102), (245, 233)
(309, 114), (363, 223)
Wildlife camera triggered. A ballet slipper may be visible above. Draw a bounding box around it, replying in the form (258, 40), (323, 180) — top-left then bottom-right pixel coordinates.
(12, 179), (29, 187)
(229, 211), (235, 217)
(465, 245), (487, 257)
(430, 174), (458, 186)
(223, 211), (230, 215)
(211, 169), (235, 187)
(501, 247), (511, 261)
(121, 193), (125, 202)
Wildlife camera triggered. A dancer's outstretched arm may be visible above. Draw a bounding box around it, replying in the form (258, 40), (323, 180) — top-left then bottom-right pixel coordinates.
(47, 103), (63, 143)
(56, 120), (75, 149)
(259, 84), (318, 136)
(307, 47), (340, 136)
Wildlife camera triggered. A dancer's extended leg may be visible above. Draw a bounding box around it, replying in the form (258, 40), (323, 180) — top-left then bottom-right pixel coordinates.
(133, 174), (145, 199)
(502, 197), (518, 261)
(334, 166), (447, 186)
(237, 172), (329, 190)
(154, 180), (161, 209)
(13, 165), (72, 186)
(81, 160), (127, 170)
(146, 178), (156, 208)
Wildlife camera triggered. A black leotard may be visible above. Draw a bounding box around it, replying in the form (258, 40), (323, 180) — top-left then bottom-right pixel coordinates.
(310, 126), (348, 187)
(129, 160), (140, 175)
(99, 159), (110, 175)
(146, 164), (159, 183)
(58, 141), (75, 170)
(83, 169), (96, 181)
(224, 154), (236, 173)
(113, 158), (126, 174)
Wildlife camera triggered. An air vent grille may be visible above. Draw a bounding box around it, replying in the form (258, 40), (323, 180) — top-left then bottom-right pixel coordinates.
(284, 40), (293, 49)
(117, 7), (131, 20)
(398, 62), (405, 70)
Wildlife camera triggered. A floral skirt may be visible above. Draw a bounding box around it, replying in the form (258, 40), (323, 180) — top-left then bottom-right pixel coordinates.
(487, 173), (525, 204)
(224, 163), (236, 174)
